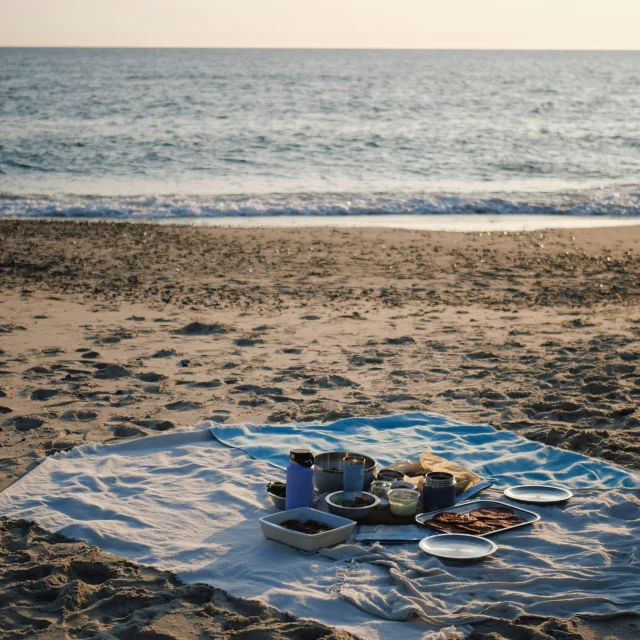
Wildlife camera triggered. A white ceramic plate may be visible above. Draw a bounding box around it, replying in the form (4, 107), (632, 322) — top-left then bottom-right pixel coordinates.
(504, 485), (573, 504)
(419, 534), (497, 560)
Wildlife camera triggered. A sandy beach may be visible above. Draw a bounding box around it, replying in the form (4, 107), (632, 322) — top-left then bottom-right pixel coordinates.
(1, 220), (639, 639)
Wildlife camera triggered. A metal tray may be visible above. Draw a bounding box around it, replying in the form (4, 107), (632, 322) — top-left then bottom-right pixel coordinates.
(415, 499), (540, 537)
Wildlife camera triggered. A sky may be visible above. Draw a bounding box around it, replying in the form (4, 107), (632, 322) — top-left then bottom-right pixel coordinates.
(1, 0), (639, 49)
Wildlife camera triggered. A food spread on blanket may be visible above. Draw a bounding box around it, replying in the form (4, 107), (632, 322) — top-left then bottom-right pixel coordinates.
(280, 519), (333, 534)
(423, 507), (526, 534)
(266, 449), (541, 551)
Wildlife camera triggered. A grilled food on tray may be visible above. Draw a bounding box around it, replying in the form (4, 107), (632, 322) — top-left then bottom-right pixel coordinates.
(424, 507), (526, 534)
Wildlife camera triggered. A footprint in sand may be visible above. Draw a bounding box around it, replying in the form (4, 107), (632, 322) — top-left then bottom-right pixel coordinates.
(234, 338), (265, 347)
(30, 389), (59, 401)
(0, 324), (26, 333)
(23, 365), (54, 377)
(467, 351), (500, 360)
(232, 384), (283, 396)
(93, 364), (132, 380)
(41, 347), (65, 356)
(133, 419), (175, 431)
(61, 410), (98, 422)
(384, 336), (415, 345)
(151, 349), (177, 358)
(192, 379), (222, 389)
(253, 324), (275, 332)
(581, 382), (617, 395)
(174, 322), (232, 336)
(164, 400), (204, 411)
(112, 424), (145, 438)
(136, 372), (167, 383)
(13, 416), (45, 431)
(304, 375), (359, 389)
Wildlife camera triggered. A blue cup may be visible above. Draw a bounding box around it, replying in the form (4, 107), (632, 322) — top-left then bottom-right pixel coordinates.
(343, 455), (365, 492)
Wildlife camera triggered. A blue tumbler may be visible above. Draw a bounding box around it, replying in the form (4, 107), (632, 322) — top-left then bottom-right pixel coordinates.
(343, 455), (365, 492)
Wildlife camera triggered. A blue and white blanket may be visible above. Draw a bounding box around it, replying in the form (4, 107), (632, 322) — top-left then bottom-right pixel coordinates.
(1, 412), (639, 640)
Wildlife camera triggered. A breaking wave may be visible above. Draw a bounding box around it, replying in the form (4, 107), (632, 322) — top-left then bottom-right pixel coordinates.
(1, 190), (640, 220)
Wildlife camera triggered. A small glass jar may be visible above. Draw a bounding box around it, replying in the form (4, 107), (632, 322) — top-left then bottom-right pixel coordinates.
(369, 480), (392, 499)
(388, 488), (420, 516)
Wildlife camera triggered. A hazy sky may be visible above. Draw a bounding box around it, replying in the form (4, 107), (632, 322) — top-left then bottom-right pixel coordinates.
(1, 0), (639, 49)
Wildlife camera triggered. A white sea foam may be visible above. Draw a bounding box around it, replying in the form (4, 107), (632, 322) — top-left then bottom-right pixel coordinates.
(1, 190), (640, 220)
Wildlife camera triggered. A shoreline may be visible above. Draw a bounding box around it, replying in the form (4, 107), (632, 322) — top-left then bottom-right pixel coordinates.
(5, 213), (640, 232)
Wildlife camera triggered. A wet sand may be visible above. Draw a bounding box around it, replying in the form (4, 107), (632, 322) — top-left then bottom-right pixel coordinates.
(1, 220), (639, 639)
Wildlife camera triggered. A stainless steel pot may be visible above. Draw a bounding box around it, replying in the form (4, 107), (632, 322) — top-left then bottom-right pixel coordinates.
(313, 451), (377, 494)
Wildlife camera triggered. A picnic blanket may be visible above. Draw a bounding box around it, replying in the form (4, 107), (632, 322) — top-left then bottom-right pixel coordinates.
(1, 413), (639, 640)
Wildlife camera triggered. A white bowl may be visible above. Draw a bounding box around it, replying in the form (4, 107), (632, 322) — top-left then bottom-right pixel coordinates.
(325, 491), (380, 521)
(260, 507), (356, 552)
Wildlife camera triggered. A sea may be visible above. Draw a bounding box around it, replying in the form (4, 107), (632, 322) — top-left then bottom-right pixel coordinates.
(1, 48), (640, 229)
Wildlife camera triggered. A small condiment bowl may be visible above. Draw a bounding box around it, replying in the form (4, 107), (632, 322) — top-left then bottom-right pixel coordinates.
(377, 468), (405, 482)
(388, 488), (420, 516)
(325, 491), (380, 521)
(267, 486), (320, 510)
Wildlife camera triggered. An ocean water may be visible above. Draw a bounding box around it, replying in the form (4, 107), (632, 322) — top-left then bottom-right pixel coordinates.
(1, 48), (640, 221)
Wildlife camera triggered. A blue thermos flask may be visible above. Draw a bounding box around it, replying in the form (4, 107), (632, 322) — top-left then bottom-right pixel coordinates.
(285, 449), (315, 510)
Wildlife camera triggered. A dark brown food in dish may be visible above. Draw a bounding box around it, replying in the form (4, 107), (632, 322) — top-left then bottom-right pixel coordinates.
(434, 513), (477, 525)
(469, 507), (516, 519)
(279, 519), (333, 535)
(456, 520), (495, 534)
(484, 517), (526, 527)
(427, 521), (465, 534)
(424, 507), (527, 535)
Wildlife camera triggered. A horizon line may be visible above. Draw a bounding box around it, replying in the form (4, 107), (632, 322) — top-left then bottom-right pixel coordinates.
(1, 46), (640, 52)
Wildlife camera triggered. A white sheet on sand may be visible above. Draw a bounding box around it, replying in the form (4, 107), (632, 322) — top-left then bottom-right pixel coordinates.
(1, 413), (640, 640)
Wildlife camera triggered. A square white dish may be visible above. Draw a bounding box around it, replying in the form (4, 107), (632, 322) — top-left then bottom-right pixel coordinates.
(260, 507), (357, 552)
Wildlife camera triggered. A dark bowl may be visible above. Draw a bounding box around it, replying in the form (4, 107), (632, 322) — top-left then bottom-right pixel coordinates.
(267, 488), (320, 510)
